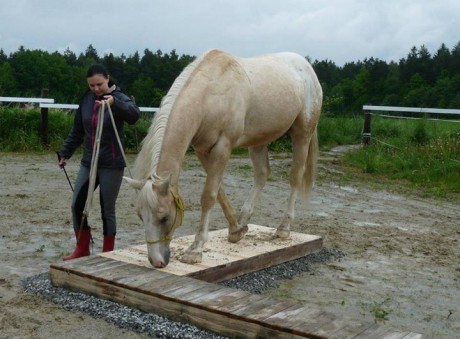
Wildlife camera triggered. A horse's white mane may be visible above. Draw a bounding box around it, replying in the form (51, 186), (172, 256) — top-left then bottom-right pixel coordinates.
(133, 51), (212, 180)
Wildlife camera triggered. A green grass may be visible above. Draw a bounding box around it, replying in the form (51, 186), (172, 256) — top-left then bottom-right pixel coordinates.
(2, 107), (459, 198)
(317, 115), (363, 149)
(0, 107), (150, 152)
(343, 117), (460, 197)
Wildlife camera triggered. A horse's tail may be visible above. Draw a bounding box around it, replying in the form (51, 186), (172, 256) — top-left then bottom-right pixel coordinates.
(301, 126), (318, 202)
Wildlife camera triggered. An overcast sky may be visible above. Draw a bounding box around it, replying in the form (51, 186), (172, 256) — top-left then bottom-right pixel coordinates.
(0, 0), (459, 66)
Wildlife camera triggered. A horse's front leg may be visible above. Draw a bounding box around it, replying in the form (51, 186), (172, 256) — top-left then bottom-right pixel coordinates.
(217, 186), (248, 243)
(180, 142), (233, 264)
(179, 194), (212, 264)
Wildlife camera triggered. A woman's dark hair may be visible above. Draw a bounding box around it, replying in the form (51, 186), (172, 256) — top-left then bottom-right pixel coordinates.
(86, 64), (109, 78)
(86, 64), (114, 86)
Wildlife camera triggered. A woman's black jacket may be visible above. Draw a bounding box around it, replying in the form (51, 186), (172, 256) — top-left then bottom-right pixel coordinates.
(59, 86), (140, 169)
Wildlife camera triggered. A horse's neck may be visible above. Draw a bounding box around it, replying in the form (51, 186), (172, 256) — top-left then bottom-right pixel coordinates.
(156, 110), (199, 185)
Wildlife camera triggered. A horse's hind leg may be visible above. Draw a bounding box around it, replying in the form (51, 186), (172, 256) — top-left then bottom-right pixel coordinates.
(236, 145), (270, 236)
(275, 127), (311, 239)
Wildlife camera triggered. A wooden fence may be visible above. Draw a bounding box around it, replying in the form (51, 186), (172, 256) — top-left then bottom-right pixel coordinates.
(362, 105), (460, 145)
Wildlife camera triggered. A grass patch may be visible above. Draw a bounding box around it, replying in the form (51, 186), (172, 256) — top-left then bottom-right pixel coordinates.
(370, 298), (392, 323)
(343, 118), (460, 197)
(318, 115), (363, 149)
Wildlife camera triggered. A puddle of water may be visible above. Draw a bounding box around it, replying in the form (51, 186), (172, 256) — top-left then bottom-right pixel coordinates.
(353, 221), (381, 227)
(332, 185), (359, 194)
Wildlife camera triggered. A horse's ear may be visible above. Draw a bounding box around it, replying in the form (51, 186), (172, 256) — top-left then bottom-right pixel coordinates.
(153, 175), (170, 195)
(123, 177), (144, 190)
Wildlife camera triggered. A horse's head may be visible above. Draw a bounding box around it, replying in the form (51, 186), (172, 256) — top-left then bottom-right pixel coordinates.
(124, 175), (184, 268)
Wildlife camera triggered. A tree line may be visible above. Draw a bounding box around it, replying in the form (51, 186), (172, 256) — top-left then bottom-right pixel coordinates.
(315, 42), (460, 114)
(0, 43), (459, 113)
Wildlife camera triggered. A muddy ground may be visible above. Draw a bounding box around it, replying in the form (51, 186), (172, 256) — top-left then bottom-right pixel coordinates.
(0, 148), (459, 338)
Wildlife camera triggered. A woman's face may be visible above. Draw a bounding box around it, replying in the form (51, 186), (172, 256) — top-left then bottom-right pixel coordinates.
(87, 74), (110, 97)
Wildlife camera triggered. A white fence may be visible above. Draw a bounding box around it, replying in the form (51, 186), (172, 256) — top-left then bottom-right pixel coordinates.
(0, 96), (54, 104)
(362, 105), (460, 145)
(0, 96), (159, 145)
(39, 103), (159, 113)
(0, 97), (159, 112)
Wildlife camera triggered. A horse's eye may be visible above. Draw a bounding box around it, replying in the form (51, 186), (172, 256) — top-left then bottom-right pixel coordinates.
(160, 216), (169, 224)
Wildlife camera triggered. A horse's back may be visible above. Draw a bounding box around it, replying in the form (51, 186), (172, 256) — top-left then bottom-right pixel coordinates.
(231, 52), (321, 147)
(178, 49), (322, 149)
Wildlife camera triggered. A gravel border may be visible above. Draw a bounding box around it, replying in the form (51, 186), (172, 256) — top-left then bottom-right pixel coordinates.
(22, 248), (345, 338)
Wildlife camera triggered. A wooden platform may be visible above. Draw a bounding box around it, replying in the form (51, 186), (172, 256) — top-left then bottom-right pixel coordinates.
(100, 224), (322, 282)
(50, 225), (427, 338)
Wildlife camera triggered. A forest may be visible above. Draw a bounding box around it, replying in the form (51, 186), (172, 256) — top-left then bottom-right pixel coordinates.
(1, 42), (460, 114)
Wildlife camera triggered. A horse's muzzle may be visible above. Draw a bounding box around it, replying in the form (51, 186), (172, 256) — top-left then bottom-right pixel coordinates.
(148, 245), (170, 268)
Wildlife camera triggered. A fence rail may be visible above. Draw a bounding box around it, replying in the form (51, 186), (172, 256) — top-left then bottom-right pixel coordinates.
(362, 105), (460, 145)
(38, 103), (159, 112)
(1, 95), (159, 146)
(0, 96), (54, 104)
(363, 105), (460, 115)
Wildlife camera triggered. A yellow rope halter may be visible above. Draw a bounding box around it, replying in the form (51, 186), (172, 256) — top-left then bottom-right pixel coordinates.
(145, 189), (184, 245)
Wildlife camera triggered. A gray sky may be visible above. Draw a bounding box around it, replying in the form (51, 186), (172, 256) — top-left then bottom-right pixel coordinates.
(1, 0), (459, 66)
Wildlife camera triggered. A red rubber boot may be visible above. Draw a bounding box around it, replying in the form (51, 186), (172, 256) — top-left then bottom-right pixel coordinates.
(63, 228), (91, 261)
(103, 235), (115, 252)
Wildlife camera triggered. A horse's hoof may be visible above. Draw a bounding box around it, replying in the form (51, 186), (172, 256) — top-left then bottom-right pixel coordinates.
(274, 228), (290, 239)
(228, 225), (248, 243)
(179, 251), (202, 264)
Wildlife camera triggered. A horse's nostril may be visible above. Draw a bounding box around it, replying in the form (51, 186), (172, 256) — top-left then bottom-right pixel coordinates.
(148, 255), (166, 268)
(155, 261), (165, 268)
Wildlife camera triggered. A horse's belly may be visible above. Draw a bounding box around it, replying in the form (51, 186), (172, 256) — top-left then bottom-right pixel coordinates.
(235, 111), (297, 148)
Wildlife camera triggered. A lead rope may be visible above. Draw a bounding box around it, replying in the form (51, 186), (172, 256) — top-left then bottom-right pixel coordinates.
(78, 99), (133, 243)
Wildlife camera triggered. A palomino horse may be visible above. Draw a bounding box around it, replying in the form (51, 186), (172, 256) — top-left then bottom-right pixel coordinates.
(125, 49), (322, 268)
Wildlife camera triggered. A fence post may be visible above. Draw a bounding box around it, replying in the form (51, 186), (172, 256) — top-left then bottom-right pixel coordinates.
(363, 110), (372, 146)
(40, 88), (49, 147)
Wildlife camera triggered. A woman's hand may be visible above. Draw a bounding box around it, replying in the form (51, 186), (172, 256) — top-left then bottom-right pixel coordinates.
(58, 156), (67, 168)
(100, 95), (114, 106)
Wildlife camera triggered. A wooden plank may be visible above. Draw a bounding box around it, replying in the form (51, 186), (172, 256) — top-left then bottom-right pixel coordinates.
(50, 255), (108, 271)
(50, 231), (425, 339)
(264, 305), (335, 337)
(190, 238), (322, 282)
(354, 324), (404, 338)
(248, 300), (296, 322)
(115, 269), (172, 287)
(174, 285), (248, 308)
(136, 274), (193, 294)
(215, 292), (270, 313)
(50, 260), (426, 339)
(176, 282), (224, 302)
(325, 319), (376, 339)
(50, 263), (307, 338)
(311, 317), (374, 339)
(230, 296), (292, 318)
(196, 288), (250, 309)
(100, 224), (322, 282)
(158, 278), (213, 298)
(400, 333), (429, 339)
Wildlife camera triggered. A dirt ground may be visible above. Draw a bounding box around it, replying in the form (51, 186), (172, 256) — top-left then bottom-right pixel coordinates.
(0, 148), (459, 338)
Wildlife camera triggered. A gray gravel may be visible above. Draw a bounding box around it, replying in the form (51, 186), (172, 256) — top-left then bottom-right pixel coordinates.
(21, 248), (345, 338)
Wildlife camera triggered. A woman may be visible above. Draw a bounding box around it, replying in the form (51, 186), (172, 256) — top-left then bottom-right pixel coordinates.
(58, 64), (140, 261)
